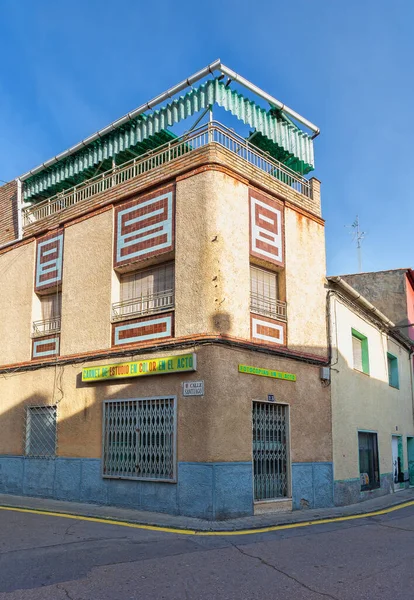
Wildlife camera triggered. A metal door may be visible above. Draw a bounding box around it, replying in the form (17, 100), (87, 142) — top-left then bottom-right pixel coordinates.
(252, 402), (288, 501)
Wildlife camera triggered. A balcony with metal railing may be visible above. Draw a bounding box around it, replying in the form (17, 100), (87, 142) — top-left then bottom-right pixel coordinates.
(32, 316), (61, 338)
(22, 122), (312, 228)
(250, 293), (287, 322)
(112, 290), (174, 322)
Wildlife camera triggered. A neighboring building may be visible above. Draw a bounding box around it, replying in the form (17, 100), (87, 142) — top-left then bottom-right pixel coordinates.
(341, 269), (414, 343)
(328, 276), (414, 506)
(0, 61), (333, 519)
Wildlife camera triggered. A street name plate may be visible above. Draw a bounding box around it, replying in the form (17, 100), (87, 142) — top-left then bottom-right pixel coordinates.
(183, 380), (204, 396)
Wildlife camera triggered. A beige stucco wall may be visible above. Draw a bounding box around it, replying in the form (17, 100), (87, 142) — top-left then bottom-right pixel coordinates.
(175, 170), (250, 339)
(330, 295), (414, 481)
(60, 209), (113, 355)
(0, 242), (34, 365)
(0, 344), (331, 465)
(284, 208), (327, 356)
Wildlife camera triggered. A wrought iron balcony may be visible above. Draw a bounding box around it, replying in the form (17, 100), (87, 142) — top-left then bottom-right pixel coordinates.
(112, 290), (174, 322)
(32, 317), (61, 338)
(250, 293), (287, 322)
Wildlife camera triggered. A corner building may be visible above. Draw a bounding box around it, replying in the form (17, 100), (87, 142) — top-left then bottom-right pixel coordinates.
(0, 62), (332, 518)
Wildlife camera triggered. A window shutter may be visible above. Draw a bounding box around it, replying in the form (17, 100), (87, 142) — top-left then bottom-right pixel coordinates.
(352, 335), (363, 372)
(250, 266), (277, 300)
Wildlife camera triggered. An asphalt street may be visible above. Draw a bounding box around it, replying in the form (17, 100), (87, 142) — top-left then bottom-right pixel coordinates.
(1, 504), (414, 599)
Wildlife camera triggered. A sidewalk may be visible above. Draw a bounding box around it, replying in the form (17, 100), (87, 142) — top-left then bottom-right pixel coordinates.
(1, 489), (413, 532)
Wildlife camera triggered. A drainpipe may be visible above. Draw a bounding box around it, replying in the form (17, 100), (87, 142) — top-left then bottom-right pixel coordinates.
(19, 59), (320, 182)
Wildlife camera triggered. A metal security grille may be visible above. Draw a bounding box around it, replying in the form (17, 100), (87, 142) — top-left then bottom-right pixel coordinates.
(103, 397), (176, 481)
(253, 402), (288, 500)
(26, 406), (57, 458)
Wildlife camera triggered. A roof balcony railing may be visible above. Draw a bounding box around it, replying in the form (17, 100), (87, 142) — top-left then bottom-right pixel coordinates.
(250, 293), (287, 322)
(22, 121), (312, 227)
(112, 290), (174, 322)
(32, 316), (61, 338)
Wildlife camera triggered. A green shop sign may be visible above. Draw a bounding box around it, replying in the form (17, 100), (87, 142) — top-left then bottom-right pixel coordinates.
(238, 364), (296, 382)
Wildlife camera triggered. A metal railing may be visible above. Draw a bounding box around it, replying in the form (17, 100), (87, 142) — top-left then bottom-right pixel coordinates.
(250, 293), (287, 322)
(32, 316), (61, 337)
(112, 290), (174, 321)
(22, 121), (312, 226)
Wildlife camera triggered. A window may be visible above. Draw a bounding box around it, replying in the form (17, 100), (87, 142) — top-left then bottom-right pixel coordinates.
(33, 293), (62, 336)
(103, 397), (176, 481)
(40, 292), (62, 321)
(114, 264), (174, 320)
(25, 406), (57, 457)
(387, 353), (399, 388)
(250, 266), (286, 321)
(358, 431), (380, 491)
(352, 329), (369, 375)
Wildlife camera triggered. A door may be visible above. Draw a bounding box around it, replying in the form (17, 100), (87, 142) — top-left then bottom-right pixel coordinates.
(407, 437), (414, 486)
(392, 435), (404, 490)
(252, 402), (288, 501)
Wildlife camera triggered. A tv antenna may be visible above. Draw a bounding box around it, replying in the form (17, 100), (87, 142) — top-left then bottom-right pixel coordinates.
(346, 215), (365, 272)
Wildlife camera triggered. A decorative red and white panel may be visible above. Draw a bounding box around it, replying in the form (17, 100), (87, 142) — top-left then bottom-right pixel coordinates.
(114, 186), (175, 269)
(35, 231), (64, 292)
(112, 312), (174, 347)
(249, 190), (284, 267)
(250, 314), (286, 346)
(32, 335), (60, 359)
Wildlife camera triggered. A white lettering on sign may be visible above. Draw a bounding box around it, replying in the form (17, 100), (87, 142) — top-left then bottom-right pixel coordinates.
(183, 381), (205, 396)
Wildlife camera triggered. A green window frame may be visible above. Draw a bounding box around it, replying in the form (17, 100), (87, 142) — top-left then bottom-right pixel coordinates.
(387, 352), (399, 389)
(351, 328), (370, 375)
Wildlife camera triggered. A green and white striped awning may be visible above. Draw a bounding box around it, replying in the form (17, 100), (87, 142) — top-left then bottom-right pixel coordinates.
(24, 79), (314, 202)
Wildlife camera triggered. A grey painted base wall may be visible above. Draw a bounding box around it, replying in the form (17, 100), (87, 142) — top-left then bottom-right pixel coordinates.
(334, 472), (399, 506)
(0, 456), (335, 518)
(0, 456), (253, 520)
(291, 462), (334, 510)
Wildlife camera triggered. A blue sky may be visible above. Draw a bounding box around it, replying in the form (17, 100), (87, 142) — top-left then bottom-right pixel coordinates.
(0, 0), (412, 275)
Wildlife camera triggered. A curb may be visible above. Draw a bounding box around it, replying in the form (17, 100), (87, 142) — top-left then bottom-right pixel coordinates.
(1, 497), (414, 536)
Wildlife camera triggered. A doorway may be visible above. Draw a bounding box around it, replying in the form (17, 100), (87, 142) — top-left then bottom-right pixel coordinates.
(407, 437), (414, 487)
(392, 435), (404, 491)
(252, 402), (289, 501)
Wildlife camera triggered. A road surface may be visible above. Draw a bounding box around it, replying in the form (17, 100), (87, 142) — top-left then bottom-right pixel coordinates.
(0, 503), (413, 599)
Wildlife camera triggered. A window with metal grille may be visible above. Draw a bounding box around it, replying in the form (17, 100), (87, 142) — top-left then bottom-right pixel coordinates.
(103, 397), (176, 481)
(113, 264), (174, 320)
(250, 266), (286, 321)
(26, 406), (57, 458)
(352, 329), (369, 374)
(253, 402), (288, 500)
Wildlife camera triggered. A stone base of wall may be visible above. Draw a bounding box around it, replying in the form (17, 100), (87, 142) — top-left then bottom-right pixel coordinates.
(0, 457), (336, 517)
(0, 456), (253, 520)
(334, 473), (394, 506)
(291, 462), (334, 510)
